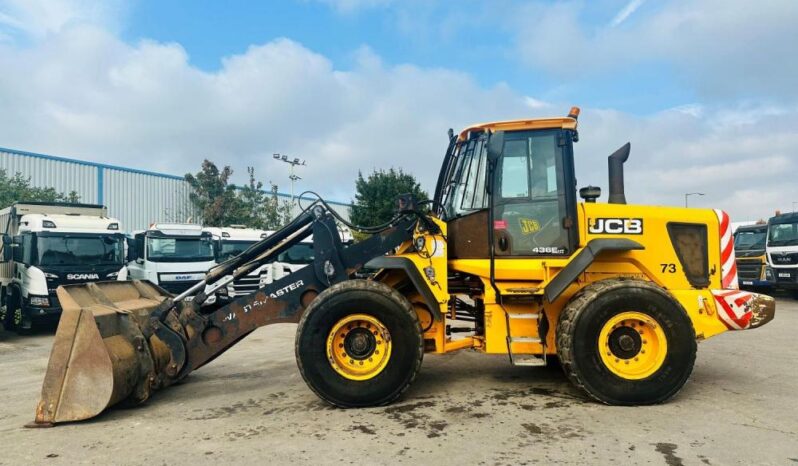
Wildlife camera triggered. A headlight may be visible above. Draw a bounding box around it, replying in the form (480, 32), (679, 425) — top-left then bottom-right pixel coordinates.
(30, 296), (50, 307)
(217, 287), (228, 296)
(44, 273), (59, 279)
(107, 271), (119, 279)
(765, 266), (774, 281)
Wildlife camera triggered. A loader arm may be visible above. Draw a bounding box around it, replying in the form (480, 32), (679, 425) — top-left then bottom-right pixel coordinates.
(159, 208), (418, 378)
(32, 203), (418, 426)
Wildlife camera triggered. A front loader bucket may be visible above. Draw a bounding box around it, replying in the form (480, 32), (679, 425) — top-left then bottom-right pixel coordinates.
(31, 281), (171, 426)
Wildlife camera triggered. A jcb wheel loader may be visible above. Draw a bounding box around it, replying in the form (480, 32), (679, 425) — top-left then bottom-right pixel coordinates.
(30, 108), (775, 426)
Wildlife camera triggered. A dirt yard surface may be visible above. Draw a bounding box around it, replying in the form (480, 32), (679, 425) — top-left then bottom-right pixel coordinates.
(1, 297), (796, 465)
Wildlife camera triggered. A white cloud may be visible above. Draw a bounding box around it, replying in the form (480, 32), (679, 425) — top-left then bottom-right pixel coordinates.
(573, 104), (798, 220)
(610, 0), (646, 27)
(524, 97), (552, 110)
(309, 0), (394, 14)
(0, 0), (125, 38)
(0, 1), (795, 222)
(514, 0), (798, 102)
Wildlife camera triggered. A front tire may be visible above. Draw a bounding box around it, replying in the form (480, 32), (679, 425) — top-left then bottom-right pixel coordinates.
(556, 279), (696, 405)
(1, 288), (20, 332)
(295, 280), (423, 407)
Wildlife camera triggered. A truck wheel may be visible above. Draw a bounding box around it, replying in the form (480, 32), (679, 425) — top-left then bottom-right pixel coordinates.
(556, 278), (696, 405)
(1, 288), (20, 332)
(296, 280), (423, 408)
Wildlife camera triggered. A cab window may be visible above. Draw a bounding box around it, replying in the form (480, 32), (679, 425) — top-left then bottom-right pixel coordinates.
(494, 130), (570, 256)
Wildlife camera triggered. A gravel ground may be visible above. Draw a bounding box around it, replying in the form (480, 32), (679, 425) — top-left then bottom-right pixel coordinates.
(1, 297), (796, 465)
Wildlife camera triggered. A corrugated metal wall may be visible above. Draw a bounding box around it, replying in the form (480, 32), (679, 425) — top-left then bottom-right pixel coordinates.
(0, 148), (97, 203)
(0, 147), (351, 232)
(103, 168), (199, 231)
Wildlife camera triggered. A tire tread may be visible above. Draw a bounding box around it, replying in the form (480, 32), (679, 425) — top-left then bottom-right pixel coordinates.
(555, 278), (697, 405)
(295, 279), (424, 407)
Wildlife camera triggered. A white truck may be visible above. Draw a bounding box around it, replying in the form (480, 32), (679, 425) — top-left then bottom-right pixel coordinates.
(765, 211), (798, 296)
(205, 225), (315, 302)
(0, 202), (126, 331)
(126, 223), (216, 297)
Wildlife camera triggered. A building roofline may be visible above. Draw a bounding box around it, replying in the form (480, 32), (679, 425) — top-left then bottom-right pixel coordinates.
(0, 145), (185, 180)
(0, 145), (352, 207)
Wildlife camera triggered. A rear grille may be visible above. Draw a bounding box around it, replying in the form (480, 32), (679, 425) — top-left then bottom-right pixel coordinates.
(159, 281), (196, 295)
(770, 252), (798, 266)
(736, 259), (763, 280)
(231, 276), (262, 297)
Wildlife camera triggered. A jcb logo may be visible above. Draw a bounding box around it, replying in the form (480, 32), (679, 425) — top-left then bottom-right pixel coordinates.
(588, 218), (643, 235)
(66, 273), (100, 280)
(519, 218), (540, 234)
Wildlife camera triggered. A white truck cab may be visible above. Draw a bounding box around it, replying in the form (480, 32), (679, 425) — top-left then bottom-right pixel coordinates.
(126, 223), (216, 296)
(0, 202), (126, 331)
(205, 226), (315, 301)
(765, 212), (798, 294)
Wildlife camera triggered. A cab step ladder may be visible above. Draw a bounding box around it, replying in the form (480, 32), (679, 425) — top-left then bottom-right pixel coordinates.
(504, 311), (547, 367)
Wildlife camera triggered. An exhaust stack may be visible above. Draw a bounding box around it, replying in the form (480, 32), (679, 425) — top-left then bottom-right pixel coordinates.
(608, 142), (630, 204)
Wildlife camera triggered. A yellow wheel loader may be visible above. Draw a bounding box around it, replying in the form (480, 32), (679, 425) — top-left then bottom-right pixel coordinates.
(30, 108), (775, 426)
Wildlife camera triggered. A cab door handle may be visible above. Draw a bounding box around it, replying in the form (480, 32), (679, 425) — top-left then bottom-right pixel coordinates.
(498, 236), (508, 252)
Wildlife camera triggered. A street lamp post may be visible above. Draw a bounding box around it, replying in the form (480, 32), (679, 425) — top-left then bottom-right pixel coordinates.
(272, 154), (307, 206)
(684, 192), (705, 207)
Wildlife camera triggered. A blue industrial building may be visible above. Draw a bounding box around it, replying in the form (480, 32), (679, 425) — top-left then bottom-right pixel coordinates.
(0, 146), (351, 230)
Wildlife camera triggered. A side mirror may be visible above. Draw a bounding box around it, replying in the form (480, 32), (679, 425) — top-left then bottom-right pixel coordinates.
(125, 238), (135, 262)
(1, 234), (11, 263)
(213, 240), (221, 262)
(486, 130), (505, 163)
(11, 236), (23, 263)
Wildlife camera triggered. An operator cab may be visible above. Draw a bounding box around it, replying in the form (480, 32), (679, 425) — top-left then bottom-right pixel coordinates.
(436, 115), (579, 258)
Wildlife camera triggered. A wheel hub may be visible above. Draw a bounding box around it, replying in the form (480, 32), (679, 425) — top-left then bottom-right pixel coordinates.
(608, 326), (642, 359)
(326, 314), (392, 381)
(344, 328), (377, 359)
(598, 311), (668, 380)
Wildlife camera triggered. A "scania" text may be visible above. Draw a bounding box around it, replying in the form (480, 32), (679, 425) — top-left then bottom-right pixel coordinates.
(66, 273), (100, 280)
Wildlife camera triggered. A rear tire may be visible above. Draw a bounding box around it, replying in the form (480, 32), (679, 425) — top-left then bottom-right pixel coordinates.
(296, 280), (423, 407)
(556, 278), (696, 405)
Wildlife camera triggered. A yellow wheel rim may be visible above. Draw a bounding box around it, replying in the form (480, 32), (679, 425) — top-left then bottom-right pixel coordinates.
(598, 311), (667, 380)
(326, 314), (392, 381)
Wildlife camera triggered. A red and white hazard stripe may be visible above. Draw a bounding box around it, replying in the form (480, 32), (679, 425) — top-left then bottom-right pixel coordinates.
(715, 209), (738, 290)
(711, 290), (754, 330)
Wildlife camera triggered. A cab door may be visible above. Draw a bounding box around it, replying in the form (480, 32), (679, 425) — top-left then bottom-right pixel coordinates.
(492, 129), (577, 257)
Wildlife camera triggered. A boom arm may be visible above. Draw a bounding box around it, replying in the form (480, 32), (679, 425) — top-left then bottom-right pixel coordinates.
(155, 204), (418, 379)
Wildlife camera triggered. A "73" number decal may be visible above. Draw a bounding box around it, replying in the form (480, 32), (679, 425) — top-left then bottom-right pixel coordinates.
(660, 263), (677, 273)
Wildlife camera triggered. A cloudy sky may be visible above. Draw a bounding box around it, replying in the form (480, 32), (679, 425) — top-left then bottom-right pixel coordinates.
(0, 0), (796, 220)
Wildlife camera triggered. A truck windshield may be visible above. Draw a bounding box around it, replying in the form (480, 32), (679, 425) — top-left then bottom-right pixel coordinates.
(734, 229), (766, 250)
(36, 234), (125, 266)
(147, 236), (215, 263)
(768, 222), (798, 246)
(277, 243), (314, 265)
(218, 240), (258, 261)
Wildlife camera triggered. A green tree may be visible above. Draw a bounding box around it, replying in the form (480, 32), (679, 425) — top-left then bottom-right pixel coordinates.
(233, 167), (294, 230)
(350, 168), (427, 227)
(185, 160), (239, 227)
(185, 161), (294, 228)
(0, 169), (81, 207)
